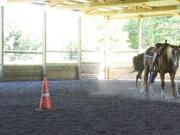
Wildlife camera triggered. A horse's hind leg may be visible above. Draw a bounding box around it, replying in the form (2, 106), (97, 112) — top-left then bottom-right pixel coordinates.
(160, 73), (165, 99)
(136, 72), (139, 88)
(136, 70), (143, 88)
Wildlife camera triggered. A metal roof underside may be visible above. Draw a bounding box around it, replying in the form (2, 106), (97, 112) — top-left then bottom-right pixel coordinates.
(7, 0), (180, 18)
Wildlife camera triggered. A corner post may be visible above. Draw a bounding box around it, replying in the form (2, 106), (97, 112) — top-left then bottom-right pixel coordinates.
(138, 15), (143, 53)
(42, 10), (47, 78)
(0, 6), (4, 81)
(77, 17), (81, 79)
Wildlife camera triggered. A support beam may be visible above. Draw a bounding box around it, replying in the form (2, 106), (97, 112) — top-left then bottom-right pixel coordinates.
(0, 7), (4, 81)
(123, 5), (180, 14)
(45, 0), (177, 8)
(138, 15), (142, 53)
(44, 0), (180, 11)
(42, 11), (47, 78)
(7, 0), (45, 4)
(86, 0), (168, 8)
(7, 0), (180, 16)
(77, 17), (81, 79)
(109, 12), (180, 19)
(87, 5), (180, 16)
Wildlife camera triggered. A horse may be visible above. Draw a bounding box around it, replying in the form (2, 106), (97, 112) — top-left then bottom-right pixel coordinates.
(143, 43), (180, 98)
(132, 53), (144, 87)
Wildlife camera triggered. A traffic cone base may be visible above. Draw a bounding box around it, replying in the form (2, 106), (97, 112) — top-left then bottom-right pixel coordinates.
(40, 93), (52, 109)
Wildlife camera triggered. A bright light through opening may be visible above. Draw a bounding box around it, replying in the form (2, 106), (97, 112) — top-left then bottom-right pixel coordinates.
(3, 4), (137, 80)
(0, 0), (6, 6)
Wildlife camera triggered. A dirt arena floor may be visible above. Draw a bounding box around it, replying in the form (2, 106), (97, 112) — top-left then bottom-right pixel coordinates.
(1, 80), (180, 135)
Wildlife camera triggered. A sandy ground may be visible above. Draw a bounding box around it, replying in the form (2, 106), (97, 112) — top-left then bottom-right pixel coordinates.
(1, 80), (180, 135)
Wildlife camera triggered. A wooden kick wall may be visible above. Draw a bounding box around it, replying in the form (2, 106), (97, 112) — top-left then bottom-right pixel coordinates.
(4, 65), (42, 81)
(3, 63), (100, 81)
(107, 63), (180, 80)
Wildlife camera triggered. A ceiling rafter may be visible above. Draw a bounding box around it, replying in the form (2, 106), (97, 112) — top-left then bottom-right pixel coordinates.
(87, 5), (180, 15)
(6, 0), (180, 18)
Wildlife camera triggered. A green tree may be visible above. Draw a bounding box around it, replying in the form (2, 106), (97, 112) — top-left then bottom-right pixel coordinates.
(123, 16), (180, 49)
(4, 25), (41, 61)
(123, 19), (138, 49)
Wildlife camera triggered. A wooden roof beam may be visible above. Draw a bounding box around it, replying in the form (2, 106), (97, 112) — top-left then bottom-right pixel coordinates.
(7, 0), (44, 3)
(45, 0), (180, 11)
(89, 0), (174, 7)
(87, 5), (180, 16)
(124, 5), (180, 14)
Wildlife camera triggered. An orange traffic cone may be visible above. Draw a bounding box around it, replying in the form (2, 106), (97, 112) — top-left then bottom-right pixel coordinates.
(37, 77), (52, 110)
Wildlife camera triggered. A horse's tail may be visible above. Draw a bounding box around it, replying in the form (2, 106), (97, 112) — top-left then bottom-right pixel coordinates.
(132, 53), (144, 87)
(132, 55), (138, 71)
(132, 53), (144, 71)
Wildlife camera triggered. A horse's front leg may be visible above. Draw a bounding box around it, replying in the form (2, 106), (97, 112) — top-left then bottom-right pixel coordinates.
(143, 64), (150, 96)
(170, 72), (178, 98)
(160, 72), (165, 99)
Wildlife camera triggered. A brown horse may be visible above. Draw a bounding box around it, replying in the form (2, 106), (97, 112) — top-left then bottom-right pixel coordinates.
(143, 44), (180, 98)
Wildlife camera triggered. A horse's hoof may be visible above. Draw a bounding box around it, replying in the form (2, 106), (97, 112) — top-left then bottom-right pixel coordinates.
(174, 94), (179, 99)
(176, 92), (180, 97)
(161, 96), (165, 100)
(145, 92), (151, 99)
(160, 94), (165, 100)
(140, 87), (145, 93)
(160, 95), (165, 100)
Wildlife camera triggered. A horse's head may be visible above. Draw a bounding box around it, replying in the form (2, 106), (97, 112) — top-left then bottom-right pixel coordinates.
(170, 45), (180, 70)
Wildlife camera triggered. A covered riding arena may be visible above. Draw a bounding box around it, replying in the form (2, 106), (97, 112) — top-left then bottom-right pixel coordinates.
(0, 0), (180, 134)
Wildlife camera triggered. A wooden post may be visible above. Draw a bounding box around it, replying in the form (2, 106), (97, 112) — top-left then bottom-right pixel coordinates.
(138, 15), (143, 53)
(104, 17), (109, 80)
(104, 44), (108, 80)
(42, 11), (47, 78)
(77, 17), (81, 79)
(0, 7), (4, 81)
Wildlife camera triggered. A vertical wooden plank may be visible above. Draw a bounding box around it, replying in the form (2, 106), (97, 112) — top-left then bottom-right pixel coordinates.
(77, 17), (81, 79)
(0, 7), (4, 81)
(42, 10), (47, 78)
(138, 15), (143, 53)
